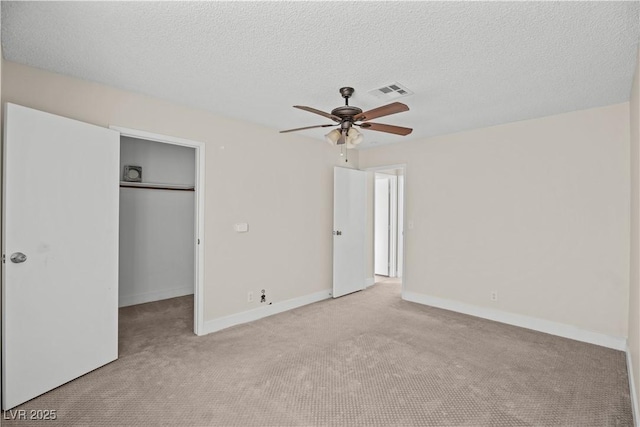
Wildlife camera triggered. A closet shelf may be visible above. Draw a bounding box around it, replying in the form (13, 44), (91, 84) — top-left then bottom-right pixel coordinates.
(119, 182), (195, 191)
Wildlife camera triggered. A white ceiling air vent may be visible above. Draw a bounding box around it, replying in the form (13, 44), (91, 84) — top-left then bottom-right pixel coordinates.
(368, 82), (414, 100)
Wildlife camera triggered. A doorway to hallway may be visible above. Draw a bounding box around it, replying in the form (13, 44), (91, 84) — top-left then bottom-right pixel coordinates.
(374, 169), (404, 281)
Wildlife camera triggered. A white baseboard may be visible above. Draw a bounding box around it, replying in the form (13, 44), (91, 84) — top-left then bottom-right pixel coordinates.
(119, 286), (194, 307)
(628, 346), (640, 427)
(365, 277), (375, 288)
(403, 291), (627, 351)
(200, 289), (332, 336)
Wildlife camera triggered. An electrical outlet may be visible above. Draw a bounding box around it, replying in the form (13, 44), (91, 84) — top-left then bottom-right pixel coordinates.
(260, 289), (266, 303)
(490, 291), (498, 302)
(248, 291), (253, 303)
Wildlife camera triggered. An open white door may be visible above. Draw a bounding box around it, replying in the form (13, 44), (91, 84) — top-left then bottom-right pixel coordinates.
(397, 175), (404, 278)
(333, 167), (367, 298)
(2, 104), (120, 409)
(374, 177), (390, 276)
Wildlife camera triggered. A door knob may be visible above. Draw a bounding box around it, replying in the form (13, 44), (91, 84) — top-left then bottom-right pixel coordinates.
(10, 252), (27, 263)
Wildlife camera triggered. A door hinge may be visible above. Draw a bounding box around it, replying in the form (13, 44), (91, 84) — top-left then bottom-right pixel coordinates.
(2, 254), (5, 263)
(197, 238), (200, 245)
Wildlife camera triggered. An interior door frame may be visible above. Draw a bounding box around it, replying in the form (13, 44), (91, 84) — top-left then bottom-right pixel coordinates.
(110, 126), (206, 336)
(365, 164), (407, 294)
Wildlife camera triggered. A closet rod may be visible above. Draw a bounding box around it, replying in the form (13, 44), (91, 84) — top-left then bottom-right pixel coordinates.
(120, 182), (195, 192)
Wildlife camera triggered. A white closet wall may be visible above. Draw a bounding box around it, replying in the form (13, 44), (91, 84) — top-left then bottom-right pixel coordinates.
(119, 136), (195, 307)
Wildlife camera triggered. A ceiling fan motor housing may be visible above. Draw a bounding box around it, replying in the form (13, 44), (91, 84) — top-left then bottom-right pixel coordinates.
(331, 106), (363, 120)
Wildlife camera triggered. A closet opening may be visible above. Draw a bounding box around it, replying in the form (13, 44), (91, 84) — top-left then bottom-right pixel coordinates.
(112, 126), (206, 336)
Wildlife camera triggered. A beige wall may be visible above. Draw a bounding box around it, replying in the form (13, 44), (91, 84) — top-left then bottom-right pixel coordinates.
(360, 104), (630, 338)
(629, 46), (640, 421)
(1, 61), (358, 322)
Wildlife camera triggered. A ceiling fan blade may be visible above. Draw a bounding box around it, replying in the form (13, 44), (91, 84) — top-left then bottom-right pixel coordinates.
(294, 106), (342, 122)
(359, 122), (413, 136)
(280, 124), (335, 133)
(354, 102), (409, 122)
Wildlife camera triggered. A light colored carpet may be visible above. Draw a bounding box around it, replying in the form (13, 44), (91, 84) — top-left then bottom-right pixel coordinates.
(5, 282), (633, 426)
(375, 276), (402, 285)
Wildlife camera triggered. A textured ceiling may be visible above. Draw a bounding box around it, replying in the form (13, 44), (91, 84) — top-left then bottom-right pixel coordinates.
(2, 2), (639, 148)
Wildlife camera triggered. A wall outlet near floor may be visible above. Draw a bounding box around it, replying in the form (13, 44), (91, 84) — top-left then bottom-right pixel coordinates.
(260, 289), (266, 303)
(490, 291), (498, 302)
(248, 291), (253, 303)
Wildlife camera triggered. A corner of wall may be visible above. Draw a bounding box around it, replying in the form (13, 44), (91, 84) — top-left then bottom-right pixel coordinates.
(628, 44), (640, 427)
(404, 290), (628, 351)
(0, 0), (3, 410)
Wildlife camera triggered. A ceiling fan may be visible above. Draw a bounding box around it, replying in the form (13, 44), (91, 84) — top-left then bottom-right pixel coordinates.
(280, 87), (412, 148)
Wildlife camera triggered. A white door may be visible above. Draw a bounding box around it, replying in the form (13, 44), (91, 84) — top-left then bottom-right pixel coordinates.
(2, 103), (120, 409)
(374, 177), (390, 276)
(397, 175), (404, 278)
(333, 167), (367, 298)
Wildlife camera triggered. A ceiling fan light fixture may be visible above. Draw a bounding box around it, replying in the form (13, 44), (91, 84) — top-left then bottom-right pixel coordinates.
(326, 127), (364, 148)
(346, 128), (364, 146)
(325, 128), (342, 145)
